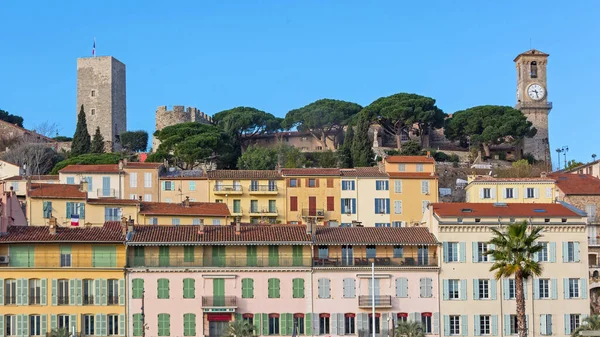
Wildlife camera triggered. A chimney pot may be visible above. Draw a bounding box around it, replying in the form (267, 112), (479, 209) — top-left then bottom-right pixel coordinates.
(235, 216), (241, 235)
(183, 196), (190, 207)
(198, 219), (205, 235)
(427, 151), (431, 158)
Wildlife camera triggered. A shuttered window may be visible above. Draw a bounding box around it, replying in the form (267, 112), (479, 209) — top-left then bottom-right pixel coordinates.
(242, 278), (254, 298)
(420, 278), (433, 298)
(133, 314), (143, 336)
(268, 278), (280, 298)
(183, 313), (196, 336)
(326, 196), (334, 211)
(157, 279), (169, 299)
(183, 246), (194, 262)
(343, 278), (356, 298)
(183, 278), (195, 299)
(290, 196), (298, 211)
(132, 279), (144, 299)
(158, 314), (170, 336)
(292, 278), (305, 298)
(317, 278), (331, 299)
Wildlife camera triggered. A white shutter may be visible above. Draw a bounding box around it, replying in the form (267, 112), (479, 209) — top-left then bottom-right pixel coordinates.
(395, 180), (402, 193)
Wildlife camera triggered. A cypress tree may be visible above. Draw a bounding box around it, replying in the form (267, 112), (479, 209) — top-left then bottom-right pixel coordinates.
(351, 113), (375, 167)
(338, 126), (354, 168)
(71, 105), (91, 156)
(91, 127), (105, 154)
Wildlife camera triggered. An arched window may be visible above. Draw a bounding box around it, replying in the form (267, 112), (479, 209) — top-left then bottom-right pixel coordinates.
(530, 61), (538, 78)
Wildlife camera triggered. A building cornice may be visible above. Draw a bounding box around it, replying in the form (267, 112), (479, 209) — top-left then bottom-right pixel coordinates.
(438, 223), (586, 233)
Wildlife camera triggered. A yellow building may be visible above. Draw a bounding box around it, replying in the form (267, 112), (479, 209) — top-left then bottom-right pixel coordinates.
(281, 168), (340, 225)
(465, 175), (556, 203)
(384, 155), (438, 226)
(207, 170), (285, 224)
(122, 162), (163, 202)
(0, 220), (127, 336)
(2, 175), (59, 199)
(27, 183), (87, 226)
(159, 171), (209, 203)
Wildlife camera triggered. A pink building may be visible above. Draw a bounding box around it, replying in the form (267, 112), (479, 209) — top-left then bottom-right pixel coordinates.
(126, 223), (440, 337)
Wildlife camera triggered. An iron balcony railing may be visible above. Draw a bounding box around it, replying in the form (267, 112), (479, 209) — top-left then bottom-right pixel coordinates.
(29, 296), (41, 305)
(1, 253), (125, 268)
(312, 255), (436, 267)
(57, 296), (69, 305)
(589, 238), (600, 246)
(4, 296), (16, 305)
(107, 296), (119, 305)
(83, 295), (94, 305)
(249, 185), (278, 192)
(249, 207), (278, 214)
(358, 295), (392, 308)
(128, 254), (311, 268)
(202, 296), (237, 307)
(301, 208), (325, 217)
(213, 185), (243, 192)
(96, 188), (117, 198)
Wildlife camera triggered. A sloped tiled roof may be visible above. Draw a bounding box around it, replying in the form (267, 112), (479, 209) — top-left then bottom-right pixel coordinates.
(469, 176), (555, 183)
(0, 222), (124, 243)
(3, 175), (59, 181)
(124, 162), (162, 169)
(129, 224), (312, 244)
(340, 167), (388, 178)
(281, 168), (340, 176)
(431, 203), (580, 218)
(139, 202), (230, 216)
(388, 172), (437, 179)
(551, 174), (600, 195)
(385, 156), (435, 164)
(87, 198), (141, 205)
(59, 164), (120, 174)
(314, 226), (438, 245)
(207, 170), (282, 180)
(28, 183), (86, 199)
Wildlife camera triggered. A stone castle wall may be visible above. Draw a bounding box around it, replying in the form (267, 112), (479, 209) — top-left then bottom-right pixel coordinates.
(152, 106), (213, 151)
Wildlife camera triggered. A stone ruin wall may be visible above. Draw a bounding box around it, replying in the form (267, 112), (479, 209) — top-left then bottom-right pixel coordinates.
(152, 106), (213, 151)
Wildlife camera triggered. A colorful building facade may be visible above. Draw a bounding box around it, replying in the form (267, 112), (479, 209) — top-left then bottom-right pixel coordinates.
(339, 167), (392, 227)
(465, 176), (556, 203)
(159, 171), (209, 203)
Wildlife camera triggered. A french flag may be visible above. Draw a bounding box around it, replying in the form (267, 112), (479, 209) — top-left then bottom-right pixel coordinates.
(71, 214), (80, 227)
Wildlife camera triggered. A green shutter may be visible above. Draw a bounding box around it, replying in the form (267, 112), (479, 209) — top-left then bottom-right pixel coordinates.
(80, 203), (85, 219)
(292, 245), (303, 266)
(158, 313), (170, 336)
(70, 314), (77, 336)
(92, 246), (117, 267)
(66, 202), (72, 218)
(159, 246), (170, 267)
(281, 313), (288, 336)
(43, 201), (52, 218)
(119, 279), (125, 305)
(9, 245), (34, 267)
(132, 279), (144, 299)
(268, 246), (279, 266)
(119, 314), (126, 336)
(0, 315), (3, 337)
(50, 314), (57, 330)
(268, 278), (280, 298)
(184, 313), (196, 336)
(184, 246), (195, 262)
(293, 278), (305, 298)
(242, 278), (254, 298)
(213, 279), (225, 306)
(212, 246), (225, 267)
(254, 314), (261, 336)
(101, 279), (108, 305)
(133, 314), (143, 336)
(133, 246), (145, 267)
(262, 314), (269, 336)
(0, 279), (3, 306)
(158, 279), (170, 299)
(41, 314), (47, 336)
(51, 279), (57, 306)
(247, 246), (257, 267)
(41, 279), (47, 305)
(183, 278), (195, 299)
(305, 313), (312, 336)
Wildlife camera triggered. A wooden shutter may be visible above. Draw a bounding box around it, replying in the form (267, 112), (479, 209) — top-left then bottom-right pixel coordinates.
(395, 278), (408, 298)
(327, 196), (334, 211)
(315, 179), (320, 187)
(327, 178), (334, 188)
(343, 278), (355, 298)
(242, 278), (254, 298)
(290, 196), (298, 212)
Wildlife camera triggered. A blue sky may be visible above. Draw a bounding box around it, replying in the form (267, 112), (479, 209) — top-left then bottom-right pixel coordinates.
(1, 1), (598, 168)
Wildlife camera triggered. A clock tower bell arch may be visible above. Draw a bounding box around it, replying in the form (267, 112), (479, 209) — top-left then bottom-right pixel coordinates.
(514, 49), (552, 164)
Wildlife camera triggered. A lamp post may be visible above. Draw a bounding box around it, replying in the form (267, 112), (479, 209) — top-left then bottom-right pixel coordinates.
(555, 148), (562, 170)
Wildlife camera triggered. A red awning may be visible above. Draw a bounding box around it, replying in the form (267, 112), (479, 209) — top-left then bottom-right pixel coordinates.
(369, 313), (381, 318)
(207, 314), (231, 322)
(422, 312), (433, 317)
(294, 314), (305, 318)
(345, 313), (356, 318)
(398, 313), (408, 318)
(319, 313), (331, 318)
(242, 314), (253, 319)
(269, 314), (280, 318)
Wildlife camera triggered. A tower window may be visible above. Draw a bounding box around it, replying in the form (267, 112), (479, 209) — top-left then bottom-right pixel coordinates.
(91, 90), (95, 97)
(91, 109), (96, 115)
(530, 61), (538, 78)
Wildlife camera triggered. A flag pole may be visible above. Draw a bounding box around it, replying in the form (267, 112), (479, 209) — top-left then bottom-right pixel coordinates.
(372, 262), (375, 337)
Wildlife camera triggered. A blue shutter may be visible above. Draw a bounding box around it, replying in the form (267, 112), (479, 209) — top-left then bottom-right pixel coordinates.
(460, 280), (467, 300)
(351, 181), (355, 190)
(385, 181), (389, 190)
(504, 315), (510, 336)
(582, 278), (588, 299)
(534, 279), (540, 299)
(472, 242), (478, 262)
(490, 280), (497, 300)
(459, 242), (466, 262)
(564, 314), (571, 335)
(564, 278), (569, 299)
(66, 202), (72, 218)
(562, 243), (568, 262)
(443, 242), (449, 263)
(352, 199), (356, 214)
(491, 315), (498, 336)
(442, 279), (449, 300)
(443, 315), (449, 336)
(461, 315), (468, 336)
(550, 242), (556, 263)
(474, 315), (480, 336)
(385, 199), (390, 214)
(551, 279), (558, 299)
(574, 242), (580, 262)
(374, 199), (377, 213)
(523, 279), (528, 299)
(473, 279), (479, 300)
(503, 279), (509, 300)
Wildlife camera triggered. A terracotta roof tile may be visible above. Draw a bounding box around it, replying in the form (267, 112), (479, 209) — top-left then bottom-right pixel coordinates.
(207, 170), (282, 180)
(550, 174), (600, 195)
(314, 226), (438, 245)
(3, 175), (59, 181)
(129, 224), (312, 244)
(28, 183), (86, 199)
(385, 156), (435, 164)
(388, 172), (437, 179)
(124, 162), (162, 169)
(139, 202), (230, 217)
(59, 164), (120, 174)
(470, 176), (555, 183)
(340, 167), (388, 178)
(281, 168), (340, 176)
(87, 198), (141, 205)
(0, 222), (124, 243)
(431, 203), (581, 218)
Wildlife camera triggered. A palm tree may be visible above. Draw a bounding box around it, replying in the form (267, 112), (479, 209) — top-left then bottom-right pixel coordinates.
(572, 315), (600, 337)
(222, 320), (255, 337)
(487, 221), (543, 337)
(49, 328), (70, 337)
(395, 320), (425, 337)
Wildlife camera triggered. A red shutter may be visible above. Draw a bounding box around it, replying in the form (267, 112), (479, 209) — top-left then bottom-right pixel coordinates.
(305, 178), (310, 187)
(316, 179), (320, 187)
(290, 196), (298, 211)
(297, 179), (301, 187)
(327, 196), (334, 211)
(327, 178), (333, 188)
(287, 179), (291, 187)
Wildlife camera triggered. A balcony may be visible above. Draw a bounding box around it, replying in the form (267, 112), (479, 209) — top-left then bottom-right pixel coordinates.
(202, 296), (237, 312)
(57, 296), (69, 305)
(312, 255), (437, 268)
(248, 185), (278, 195)
(29, 296), (41, 305)
(213, 185), (243, 195)
(1, 253), (124, 268)
(128, 254), (311, 268)
(96, 188), (117, 198)
(249, 207), (278, 217)
(301, 208), (325, 218)
(516, 101), (553, 110)
(83, 295), (94, 305)
(4, 296), (16, 305)
(589, 238), (600, 247)
(358, 295), (392, 308)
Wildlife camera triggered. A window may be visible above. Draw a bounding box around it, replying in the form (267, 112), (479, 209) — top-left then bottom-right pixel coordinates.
(268, 278), (280, 298)
(289, 179), (298, 187)
(318, 246), (329, 259)
(183, 246), (194, 262)
(421, 180), (430, 194)
(269, 314), (280, 335)
(91, 108), (96, 115)
(526, 187), (535, 198)
(29, 279), (41, 305)
(374, 198), (389, 214)
(392, 221), (403, 227)
(397, 313), (408, 323)
(130, 194), (137, 200)
(132, 279), (144, 299)
(5, 315), (16, 336)
(449, 315), (460, 335)
(107, 279), (119, 305)
(569, 278), (580, 298)
(242, 278), (254, 298)
(144, 194), (152, 201)
(142, 173), (152, 188)
(290, 196), (298, 211)
(505, 188), (514, 199)
(393, 245), (404, 258)
(83, 279), (95, 304)
(540, 314), (552, 335)
(375, 180), (388, 190)
(421, 314), (432, 334)
(163, 181), (174, 191)
(530, 61), (538, 78)
(92, 246), (117, 267)
(509, 315), (518, 335)
(158, 313), (170, 337)
(477, 242), (488, 262)
(570, 314), (581, 334)
(317, 278), (331, 299)
(292, 278), (304, 298)
(242, 314), (254, 327)
(369, 315), (380, 334)
(188, 181), (196, 191)
(183, 313), (196, 337)
(480, 315), (491, 335)
(394, 180), (402, 193)
(326, 196), (334, 212)
(212, 219), (221, 225)
(478, 279), (490, 299)
(565, 241), (577, 262)
(482, 188), (491, 199)
(58, 279), (69, 305)
(416, 164), (424, 172)
(319, 314), (331, 335)
(537, 242), (549, 262)
(394, 200), (402, 214)
(43, 201), (53, 218)
(4, 279), (16, 304)
(448, 279), (460, 299)
(250, 200), (258, 213)
(342, 198), (354, 214)
(420, 278), (433, 298)
(58, 314), (70, 330)
(538, 279), (549, 299)
(107, 314), (119, 335)
(83, 314), (95, 336)
(30, 314), (42, 336)
(150, 217), (158, 225)
(294, 315), (305, 335)
(66, 177), (75, 184)
(308, 179), (316, 187)
(366, 245), (376, 258)
(91, 90), (96, 96)
(157, 279), (170, 299)
(344, 314), (355, 335)
(341, 180), (355, 190)
(508, 279), (516, 299)
(172, 218), (180, 225)
(104, 207), (121, 221)
(446, 242), (459, 262)
(130, 172), (138, 188)
(60, 246), (72, 267)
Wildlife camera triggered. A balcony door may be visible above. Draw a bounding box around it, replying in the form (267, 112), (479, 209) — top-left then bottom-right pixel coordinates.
(102, 177), (111, 197)
(213, 279), (225, 306)
(341, 245), (353, 266)
(368, 279), (381, 305)
(308, 197), (316, 216)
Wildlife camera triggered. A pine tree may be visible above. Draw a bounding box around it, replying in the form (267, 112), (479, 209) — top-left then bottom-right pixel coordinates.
(338, 126), (354, 168)
(91, 127), (105, 153)
(351, 113), (375, 167)
(71, 105), (91, 156)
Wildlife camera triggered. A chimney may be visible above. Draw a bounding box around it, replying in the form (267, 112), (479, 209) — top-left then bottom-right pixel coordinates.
(540, 171), (547, 178)
(127, 216), (134, 234)
(123, 158), (128, 167)
(198, 219), (205, 235)
(120, 216), (128, 236)
(48, 217), (57, 235)
(426, 151), (431, 158)
(0, 198), (6, 234)
(118, 159), (124, 170)
(138, 195), (143, 202)
(235, 216), (241, 235)
(306, 219), (314, 235)
(183, 196), (190, 207)
(79, 180), (89, 193)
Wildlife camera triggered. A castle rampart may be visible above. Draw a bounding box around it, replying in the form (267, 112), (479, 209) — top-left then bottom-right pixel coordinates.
(152, 106), (213, 151)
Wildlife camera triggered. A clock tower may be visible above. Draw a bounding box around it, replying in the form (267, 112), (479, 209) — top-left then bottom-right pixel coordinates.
(514, 49), (551, 164)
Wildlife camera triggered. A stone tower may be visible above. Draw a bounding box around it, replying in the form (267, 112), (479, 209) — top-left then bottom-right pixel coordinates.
(514, 49), (551, 163)
(76, 56), (127, 152)
(152, 106), (213, 151)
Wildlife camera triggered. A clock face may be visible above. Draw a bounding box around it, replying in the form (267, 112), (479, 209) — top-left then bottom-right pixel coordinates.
(527, 84), (545, 100)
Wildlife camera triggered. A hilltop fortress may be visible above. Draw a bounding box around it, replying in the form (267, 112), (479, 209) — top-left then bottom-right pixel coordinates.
(152, 105), (214, 151)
